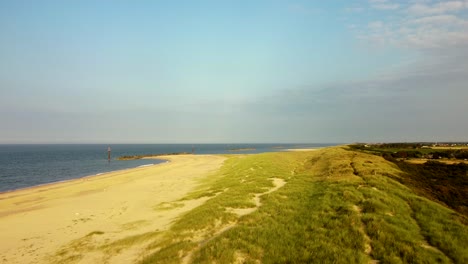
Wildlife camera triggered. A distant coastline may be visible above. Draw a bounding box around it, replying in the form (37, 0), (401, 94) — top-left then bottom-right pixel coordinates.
(227, 148), (256, 152)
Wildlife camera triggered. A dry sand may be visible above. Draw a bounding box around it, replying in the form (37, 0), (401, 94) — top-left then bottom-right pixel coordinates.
(0, 154), (226, 263)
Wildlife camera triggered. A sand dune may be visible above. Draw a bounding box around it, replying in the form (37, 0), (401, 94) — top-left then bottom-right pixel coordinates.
(0, 155), (226, 263)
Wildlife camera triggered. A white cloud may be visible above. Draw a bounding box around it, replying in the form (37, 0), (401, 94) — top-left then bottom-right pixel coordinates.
(404, 28), (468, 48)
(356, 1), (468, 49)
(408, 1), (467, 15)
(408, 14), (468, 26)
(368, 21), (384, 29)
(369, 0), (400, 10)
(376, 4), (401, 10)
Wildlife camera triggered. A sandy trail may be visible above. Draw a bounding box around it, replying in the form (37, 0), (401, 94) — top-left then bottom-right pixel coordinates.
(0, 155), (225, 263)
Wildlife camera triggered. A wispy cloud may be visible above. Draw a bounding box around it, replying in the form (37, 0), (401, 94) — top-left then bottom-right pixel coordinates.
(409, 14), (468, 25)
(408, 1), (468, 15)
(369, 0), (400, 10)
(356, 1), (468, 49)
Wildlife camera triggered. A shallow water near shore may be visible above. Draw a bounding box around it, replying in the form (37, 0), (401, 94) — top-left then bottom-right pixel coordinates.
(0, 143), (333, 192)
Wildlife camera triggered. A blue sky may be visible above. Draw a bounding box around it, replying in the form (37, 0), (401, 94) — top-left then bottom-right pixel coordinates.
(1, 0), (467, 143)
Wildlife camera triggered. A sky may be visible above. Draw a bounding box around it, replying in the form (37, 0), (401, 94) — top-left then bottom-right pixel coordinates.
(1, 0), (467, 144)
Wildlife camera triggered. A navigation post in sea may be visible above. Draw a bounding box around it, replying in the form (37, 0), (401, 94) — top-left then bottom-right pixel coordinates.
(108, 146), (111, 162)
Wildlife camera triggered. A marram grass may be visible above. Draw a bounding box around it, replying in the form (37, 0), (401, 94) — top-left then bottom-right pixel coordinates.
(140, 147), (468, 263)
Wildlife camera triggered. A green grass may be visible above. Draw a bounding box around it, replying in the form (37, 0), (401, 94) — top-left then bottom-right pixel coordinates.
(139, 147), (467, 264)
(350, 144), (468, 216)
(154, 202), (185, 211)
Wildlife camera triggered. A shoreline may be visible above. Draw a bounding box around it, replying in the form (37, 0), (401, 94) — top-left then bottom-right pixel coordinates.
(0, 145), (332, 194)
(0, 154), (227, 263)
(0, 148), (323, 195)
(0, 158), (169, 195)
(0, 146), (326, 195)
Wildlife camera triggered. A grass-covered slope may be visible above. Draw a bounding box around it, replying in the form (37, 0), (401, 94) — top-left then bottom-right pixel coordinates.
(140, 147), (468, 263)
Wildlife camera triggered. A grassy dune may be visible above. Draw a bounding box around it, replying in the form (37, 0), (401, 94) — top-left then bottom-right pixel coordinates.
(136, 147), (467, 263)
(54, 147), (468, 263)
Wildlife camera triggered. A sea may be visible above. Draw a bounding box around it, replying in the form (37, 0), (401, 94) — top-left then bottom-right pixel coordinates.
(0, 143), (335, 193)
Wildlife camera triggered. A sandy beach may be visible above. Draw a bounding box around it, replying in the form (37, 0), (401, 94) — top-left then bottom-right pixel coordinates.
(0, 154), (226, 264)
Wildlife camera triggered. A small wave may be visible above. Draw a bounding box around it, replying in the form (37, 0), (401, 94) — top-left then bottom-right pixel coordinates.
(138, 164), (154, 168)
(96, 173), (104, 176)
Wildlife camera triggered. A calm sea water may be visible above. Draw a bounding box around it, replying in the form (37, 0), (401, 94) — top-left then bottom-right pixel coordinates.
(0, 143), (334, 193)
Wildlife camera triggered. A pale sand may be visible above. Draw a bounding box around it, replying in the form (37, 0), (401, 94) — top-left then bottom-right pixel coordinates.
(0, 154), (226, 264)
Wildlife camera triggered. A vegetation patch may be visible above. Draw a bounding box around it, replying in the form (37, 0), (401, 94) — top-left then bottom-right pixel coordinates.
(138, 147), (468, 263)
(350, 143), (468, 216)
(100, 230), (162, 255)
(154, 202), (185, 211)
